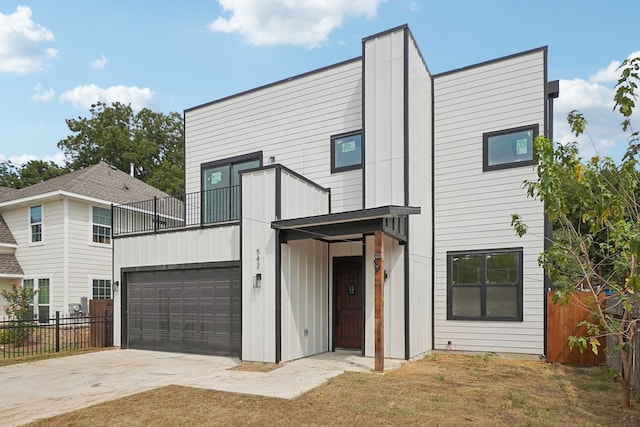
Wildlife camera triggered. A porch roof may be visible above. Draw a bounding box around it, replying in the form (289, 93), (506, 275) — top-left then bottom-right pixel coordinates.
(271, 205), (420, 243)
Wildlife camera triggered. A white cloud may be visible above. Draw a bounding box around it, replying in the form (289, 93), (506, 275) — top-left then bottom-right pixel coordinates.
(31, 83), (55, 102)
(408, 1), (418, 12)
(0, 6), (57, 73)
(91, 53), (107, 70)
(0, 153), (65, 167)
(210, 0), (384, 47)
(59, 84), (155, 110)
(553, 53), (640, 162)
(588, 51), (640, 83)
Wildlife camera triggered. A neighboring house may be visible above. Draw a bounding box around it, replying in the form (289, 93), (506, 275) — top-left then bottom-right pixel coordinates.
(0, 162), (169, 320)
(112, 25), (558, 363)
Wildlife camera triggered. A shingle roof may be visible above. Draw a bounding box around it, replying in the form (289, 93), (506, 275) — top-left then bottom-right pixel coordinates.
(0, 253), (23, 276)
(0, 162), (170, 205)
(0, 186), (17, 198)
(0, 215), (17, 245)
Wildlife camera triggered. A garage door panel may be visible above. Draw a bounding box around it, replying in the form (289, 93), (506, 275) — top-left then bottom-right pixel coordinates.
(126, 266), (241, 357)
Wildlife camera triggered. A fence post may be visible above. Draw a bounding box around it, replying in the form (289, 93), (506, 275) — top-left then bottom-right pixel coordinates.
(55, 311), (60, 353)
(153, 196), (158, 233)
(103, 309), (109, 348)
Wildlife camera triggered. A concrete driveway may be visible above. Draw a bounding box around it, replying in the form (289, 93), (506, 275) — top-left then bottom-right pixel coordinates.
(0, 349), (403, 426)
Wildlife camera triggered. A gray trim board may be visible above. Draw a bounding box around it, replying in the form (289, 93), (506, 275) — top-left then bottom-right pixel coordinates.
(272, 205), (420, 230)
(362, 24), (408, 42)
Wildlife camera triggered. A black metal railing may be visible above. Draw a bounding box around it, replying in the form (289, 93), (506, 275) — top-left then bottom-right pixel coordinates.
(113, 186), (240, 236)
(0, 310), (113, 359)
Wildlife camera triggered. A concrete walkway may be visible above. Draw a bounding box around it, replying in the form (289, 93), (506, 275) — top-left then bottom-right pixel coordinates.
(0, 349), (403, 426)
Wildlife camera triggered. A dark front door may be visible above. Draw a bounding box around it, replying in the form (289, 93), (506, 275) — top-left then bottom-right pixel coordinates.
(334, 257), (363, 350)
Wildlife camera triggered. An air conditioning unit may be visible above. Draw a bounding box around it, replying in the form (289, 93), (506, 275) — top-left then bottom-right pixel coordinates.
(69, 303), (82, 315)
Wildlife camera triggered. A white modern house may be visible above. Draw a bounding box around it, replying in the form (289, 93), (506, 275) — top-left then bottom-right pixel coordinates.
(112, 25), (558, 363)
(0, 162), (169, 319)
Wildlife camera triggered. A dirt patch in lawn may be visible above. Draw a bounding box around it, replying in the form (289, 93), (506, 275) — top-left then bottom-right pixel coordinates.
(27, 353), (640, 426)
(227, 361), (281, 372)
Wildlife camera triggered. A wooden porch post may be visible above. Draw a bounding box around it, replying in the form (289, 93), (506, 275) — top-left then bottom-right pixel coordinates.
(374, 230), (384, 372)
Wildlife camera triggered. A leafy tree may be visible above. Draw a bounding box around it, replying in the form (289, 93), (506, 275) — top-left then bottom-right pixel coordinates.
(512, 56), (640, 408)
(0, 160), (65, 189)
(57, 102), (184, 195)
(0, 284), (37, 345)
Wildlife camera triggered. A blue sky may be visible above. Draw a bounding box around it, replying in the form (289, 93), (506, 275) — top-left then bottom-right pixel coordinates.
(1, 0), (638, 166)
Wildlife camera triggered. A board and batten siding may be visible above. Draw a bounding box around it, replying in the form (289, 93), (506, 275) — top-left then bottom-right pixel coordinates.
(406, 31), (433, 358)
(280, 239), (328, 361)
(363, 28), (405, 208)
(364, 234), (405, 359)
(185, 59), (363, 213)
(241, 169), (278, 362)
(433, 48), (546, 354)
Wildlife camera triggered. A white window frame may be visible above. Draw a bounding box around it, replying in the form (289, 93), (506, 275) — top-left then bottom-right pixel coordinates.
(90, 206), (112, 245)
(29, 205), (43, 244)
(23, 277), (50, 323)
(91, 277), (112, 299)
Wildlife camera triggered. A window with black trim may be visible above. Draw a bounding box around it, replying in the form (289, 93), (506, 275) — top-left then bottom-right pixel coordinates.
(447, 248), (523, 321)
(201, 152), (262, 223)
(483, 124), (538, 171)
(331, 131), (362, 173)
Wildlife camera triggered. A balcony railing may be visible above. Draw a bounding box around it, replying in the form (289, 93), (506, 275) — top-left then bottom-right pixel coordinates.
(113, 186), (240, 236)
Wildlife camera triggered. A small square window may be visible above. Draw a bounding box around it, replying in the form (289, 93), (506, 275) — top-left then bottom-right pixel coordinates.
(483, 125), (538, 171)
(331, 131), (362, 173)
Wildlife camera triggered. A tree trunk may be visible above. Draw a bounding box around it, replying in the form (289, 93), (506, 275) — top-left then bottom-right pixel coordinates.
(621, 348), (632, 409)
(622, 378), (631, 409)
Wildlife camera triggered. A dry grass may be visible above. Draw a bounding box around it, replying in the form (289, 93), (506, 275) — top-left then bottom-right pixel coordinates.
(227, 361), (282, 372)
(28, 353), (640, 426)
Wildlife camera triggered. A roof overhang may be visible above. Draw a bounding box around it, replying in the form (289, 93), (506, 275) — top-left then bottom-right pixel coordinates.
(0, 190), (112, 209)
(272, 205), (420, 243)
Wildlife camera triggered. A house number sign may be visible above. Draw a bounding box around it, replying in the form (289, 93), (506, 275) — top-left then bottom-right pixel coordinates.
(347, 284), (356, 295)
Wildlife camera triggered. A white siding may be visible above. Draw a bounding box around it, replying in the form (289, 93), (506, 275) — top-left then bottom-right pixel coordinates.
(241, 169), (278, 362)
(67, 201), (111, 310)
(5, 200), (64, 315)
(279, 169), (329, 220)
(433, 49), (546, 354)
(186, 60), (363, 213)
(363, 28), (405, 208)
(364, 234), (405, 359)
(112, 225), (239, 347)
(280, 239), (328, 361)
(407, 32), (433, 358)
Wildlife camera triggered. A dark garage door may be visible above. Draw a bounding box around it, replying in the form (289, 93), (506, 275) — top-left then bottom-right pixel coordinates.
(125, 265), (240, 356)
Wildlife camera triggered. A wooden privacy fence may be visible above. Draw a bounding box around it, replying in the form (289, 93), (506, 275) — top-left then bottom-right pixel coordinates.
(89, 299), (113, 347)
(546, 291), (606, 366)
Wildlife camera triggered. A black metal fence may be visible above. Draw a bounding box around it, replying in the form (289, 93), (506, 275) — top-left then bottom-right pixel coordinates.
(0, 310), (113, 359)
(113, 186), (240, 236)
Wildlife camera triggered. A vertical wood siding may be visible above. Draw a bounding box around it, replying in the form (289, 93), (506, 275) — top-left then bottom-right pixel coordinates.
(433, 49), (546, 354)
(185, 60), (363, 213)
